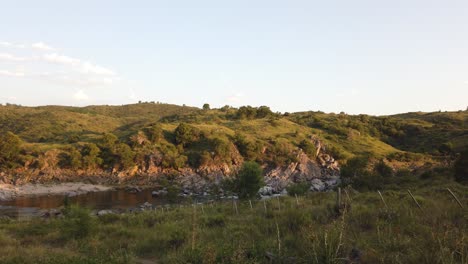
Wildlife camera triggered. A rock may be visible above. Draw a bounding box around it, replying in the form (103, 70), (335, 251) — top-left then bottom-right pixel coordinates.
(310, 178), (326, 192)
(258, 186), (274, 196)
(126, 186), (142, 194)
(140, 202), (152, 209)
(280, 189), (288, 196)
(97, 209), (114, 216)
(152, 190), (168, 197)
(325, 176), (341, 187)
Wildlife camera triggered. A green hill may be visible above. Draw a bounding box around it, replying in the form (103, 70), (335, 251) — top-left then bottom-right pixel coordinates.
(0, 103), (466, 185)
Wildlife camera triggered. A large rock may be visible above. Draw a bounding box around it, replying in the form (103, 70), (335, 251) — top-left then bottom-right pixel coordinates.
(309, 178), (326, 192)
(258, 186), (274, 196)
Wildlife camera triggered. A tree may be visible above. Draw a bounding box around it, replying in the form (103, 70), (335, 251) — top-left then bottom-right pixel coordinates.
(454, 149), (468, 183)
(202, 103), (210, 110)
(0, 131), (22, 168)
(114, 143), (135, 169)
(145, 124), (163, 143)
(174, 123), (200, 147)
(81, 143), (102, 169)
(237, 161), (264, 198)
(341, 156), (369, 178)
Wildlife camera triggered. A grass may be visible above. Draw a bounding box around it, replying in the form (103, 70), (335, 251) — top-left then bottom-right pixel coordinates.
(0, 184), (466, 263)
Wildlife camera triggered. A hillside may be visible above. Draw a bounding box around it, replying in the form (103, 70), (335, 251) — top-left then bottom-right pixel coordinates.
(0, 103), (466, 187)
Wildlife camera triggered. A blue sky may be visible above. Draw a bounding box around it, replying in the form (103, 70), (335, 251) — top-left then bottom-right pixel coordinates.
(1, 0), (467, 115)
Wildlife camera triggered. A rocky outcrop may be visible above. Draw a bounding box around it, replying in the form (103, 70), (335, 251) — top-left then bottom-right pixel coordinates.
(264, 149), (340, 193)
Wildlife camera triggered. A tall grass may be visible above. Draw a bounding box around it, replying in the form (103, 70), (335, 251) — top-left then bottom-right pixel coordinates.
(0, 185), (466, 263)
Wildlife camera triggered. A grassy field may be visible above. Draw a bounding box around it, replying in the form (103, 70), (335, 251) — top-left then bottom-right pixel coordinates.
(0, 182), (466, 264)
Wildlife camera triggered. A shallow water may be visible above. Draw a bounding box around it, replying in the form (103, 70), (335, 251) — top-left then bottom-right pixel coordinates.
(0, 189), (193, 219)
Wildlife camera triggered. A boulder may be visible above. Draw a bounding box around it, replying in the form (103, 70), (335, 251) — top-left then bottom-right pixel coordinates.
(97, 209), (114, 216)
(258, 186), (274, 196)
(309, 178), (326, 192)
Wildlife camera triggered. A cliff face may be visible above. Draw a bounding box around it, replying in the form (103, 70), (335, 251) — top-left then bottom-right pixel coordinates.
(1, 138), (340, 193)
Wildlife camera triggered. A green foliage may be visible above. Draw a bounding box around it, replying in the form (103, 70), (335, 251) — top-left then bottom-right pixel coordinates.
(114, 143), (135, 169)
(454, 149), (468, 183)
(236, 161), (264, 198)
(286, 182), (309, 196)
(159, 143), (187, 169)
(202, 103), (210, 110)
(236, 105), (274, 119)
(0, 131), (22, 168)
(233, 132), (262, 161)
(174, 123), (201, 147)
(144, 123), (163, 143)
(1, 186), (467, 263)
(341, 156), (369, 178)
(60, 205), (94, 240)
(81, 143), (102, 169)
(59, 146), (82, 169)
(299, 139), (316, 158)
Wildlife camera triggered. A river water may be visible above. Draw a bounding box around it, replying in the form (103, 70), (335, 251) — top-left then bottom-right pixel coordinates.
(0, 189), (198, 219)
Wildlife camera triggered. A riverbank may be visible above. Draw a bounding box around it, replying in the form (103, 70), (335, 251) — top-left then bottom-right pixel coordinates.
(0, 183), (113, 201)
(0, 184), (466, 263)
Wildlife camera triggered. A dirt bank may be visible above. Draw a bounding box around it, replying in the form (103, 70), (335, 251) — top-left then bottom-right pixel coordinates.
(0, 183), (113, 201)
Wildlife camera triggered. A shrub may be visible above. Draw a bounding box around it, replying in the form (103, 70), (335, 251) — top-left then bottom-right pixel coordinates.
(287, 183), (310, 196)
(237, 161), (264, 198)
(60, 205), (94, 240)
(174, 123), (201, 147)
(0, 131), (23, 169)
(454, 149), (468, 183)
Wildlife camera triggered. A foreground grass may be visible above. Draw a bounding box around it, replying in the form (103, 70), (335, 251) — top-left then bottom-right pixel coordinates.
(0, 184), (467, 264)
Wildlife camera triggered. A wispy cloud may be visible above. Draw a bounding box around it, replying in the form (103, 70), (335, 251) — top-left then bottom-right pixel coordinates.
(32, 42), (55, 51)
(43, 53), (80, 65)
(0, 70), (25, 77)
(0, 41), (118, 88)
(0, 53), (28, 61)
(81, 61), (115, 76)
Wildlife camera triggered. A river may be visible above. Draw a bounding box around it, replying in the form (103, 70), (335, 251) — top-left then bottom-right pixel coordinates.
(0, 189), (197, 219)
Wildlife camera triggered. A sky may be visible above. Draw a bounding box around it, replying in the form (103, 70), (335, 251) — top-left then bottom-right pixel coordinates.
(0, 0), (467, 115)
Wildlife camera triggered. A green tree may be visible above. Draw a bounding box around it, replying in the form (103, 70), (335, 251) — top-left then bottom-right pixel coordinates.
(59, 146), (82, 170)
(145, 124), (163, 143)
(0, 131), (22, 168)
(454, 149), (468, 183)
(114, 143), (135, 169)
(202, 103), (210, 110)
(81, 143), (102, 169)
(341, 156), (369, 178)
(237, 161), (264, 198)
(174, 123), (200, 147)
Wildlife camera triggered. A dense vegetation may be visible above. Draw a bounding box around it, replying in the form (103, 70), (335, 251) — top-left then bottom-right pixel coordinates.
(0, 182), (466, 263)
(0, 103), (466, 184)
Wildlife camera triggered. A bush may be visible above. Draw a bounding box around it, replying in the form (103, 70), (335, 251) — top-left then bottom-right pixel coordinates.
(174, 123), (201, 147)
(60, 205), (94, 240)
(454, 149), (468, 183)
(0, 131), (23, 169)
(287, 183), (309, 196)
(237, 161), (264, 198)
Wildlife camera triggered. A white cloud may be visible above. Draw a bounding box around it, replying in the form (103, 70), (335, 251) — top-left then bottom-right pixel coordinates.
(1, 41), (119, 89)
(81, 62), (115, 76)
(73, 90), (89, 101)
(43, 53), (80, 65)
(0, 41), (12, 47)
(0, 70), (25, 77)
(0, 53), (28, 61)
(32, 42), (55, 51)
(464, 80), (468, 85)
